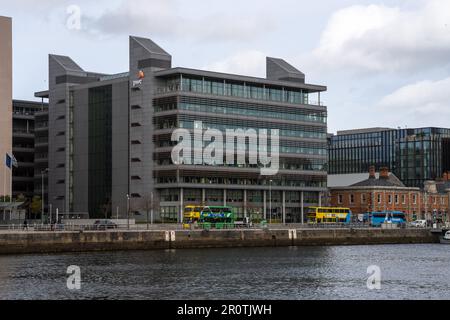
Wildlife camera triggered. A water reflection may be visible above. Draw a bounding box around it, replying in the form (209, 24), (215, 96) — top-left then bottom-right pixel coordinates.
(0, 244), (449, 300)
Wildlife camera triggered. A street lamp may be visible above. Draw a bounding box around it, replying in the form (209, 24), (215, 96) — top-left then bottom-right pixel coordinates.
(269, 179), (273, 224)
(126, 194), (130, 230)
(41, 168), (48, 224)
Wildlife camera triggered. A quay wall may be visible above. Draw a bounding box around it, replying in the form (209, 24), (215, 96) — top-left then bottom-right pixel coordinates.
(0, 228), (439, 255)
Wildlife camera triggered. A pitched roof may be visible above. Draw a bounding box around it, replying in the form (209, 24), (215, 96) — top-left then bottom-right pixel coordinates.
(49, 55), (84, 72)
(350, 173), (406, 188)
(130, 36), (171, 57)
(436, 181), (450, 194)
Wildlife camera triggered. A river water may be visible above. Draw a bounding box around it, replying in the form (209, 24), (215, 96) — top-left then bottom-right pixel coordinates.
(0, 244), (449, 300)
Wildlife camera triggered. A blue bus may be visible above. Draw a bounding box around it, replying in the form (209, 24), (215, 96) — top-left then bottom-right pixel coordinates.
(363, 211), (407, 227)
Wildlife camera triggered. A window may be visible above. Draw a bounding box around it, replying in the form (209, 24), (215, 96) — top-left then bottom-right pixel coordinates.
(388, 195), (393, 204)
(395, 194), (399, 204)
(377, 194), (382, 204)
(338, 194), (343, 204)
(402, 195), (406, 204)
(349, 194), (355, 204)
(361, 194), (367, 204)
(413, 194), (417, 204)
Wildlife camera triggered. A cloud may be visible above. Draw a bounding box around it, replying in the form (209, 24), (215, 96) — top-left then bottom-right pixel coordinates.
(378, 77), (450, 127)
(313, 0), (450, 73)
(82, 0), (275, 42)
(204, 50), (267, 77)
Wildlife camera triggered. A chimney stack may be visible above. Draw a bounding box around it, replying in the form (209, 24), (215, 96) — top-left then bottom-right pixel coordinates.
(380, 167), (389, 179)
(369, 166), (376, 179)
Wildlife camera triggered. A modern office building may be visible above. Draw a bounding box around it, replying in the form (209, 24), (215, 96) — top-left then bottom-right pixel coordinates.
(0, 16), (12, 198)
(33, 98), (49, 209)
(11, 100), (48, 200)
(36, 36), (328, 222)
(328, 127), (450, 188)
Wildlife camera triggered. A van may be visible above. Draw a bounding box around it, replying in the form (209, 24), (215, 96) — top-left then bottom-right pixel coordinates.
(411, 220), (427, 228)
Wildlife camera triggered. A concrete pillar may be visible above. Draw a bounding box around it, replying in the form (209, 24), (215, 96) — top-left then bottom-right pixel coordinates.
(244, 189), (247, 219)
(179, 188), (184, 223)
(224, 189), (227, 206)
(263, 190), (267, 220)
(202, 188), (205, 204)
(319, 191), (322, 207)
(301, 191), (304, 224)
(282, 190), (286, 224)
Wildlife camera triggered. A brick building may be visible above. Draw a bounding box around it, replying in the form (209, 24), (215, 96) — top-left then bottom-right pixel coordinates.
(329, 166), (450, 222)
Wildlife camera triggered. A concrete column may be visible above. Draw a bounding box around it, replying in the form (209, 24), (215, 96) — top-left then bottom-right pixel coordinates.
(179, 188), (184, 223)
(263, 190), (267, 220)
(301, 191), (304, 224)
(244, 189), (247, 219)
(224, 189), (227, 206)
(319, 191), (322, 207)
(202, 188), (205, 204)
(282, 190), (286, 224)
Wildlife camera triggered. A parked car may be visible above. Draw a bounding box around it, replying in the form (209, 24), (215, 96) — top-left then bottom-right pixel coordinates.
(93, 220), (118, 230)
(410, 220), (427, 228)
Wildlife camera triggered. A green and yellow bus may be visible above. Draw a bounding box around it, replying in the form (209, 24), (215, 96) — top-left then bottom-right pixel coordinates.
(307, 207), (352, 224)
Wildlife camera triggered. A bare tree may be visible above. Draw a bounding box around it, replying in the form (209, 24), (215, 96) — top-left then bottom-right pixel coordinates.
(140, 193), (160, 229)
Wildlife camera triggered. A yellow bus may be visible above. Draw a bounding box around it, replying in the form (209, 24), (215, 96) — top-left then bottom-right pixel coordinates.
(183, 205), (203, 227)
(307, 207), (352, 224)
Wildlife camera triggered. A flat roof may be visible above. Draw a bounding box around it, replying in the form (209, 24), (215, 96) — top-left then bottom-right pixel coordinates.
(154, 67), (327, 93)
(336, 127), (394, 135)
(34, 90), (49, 99)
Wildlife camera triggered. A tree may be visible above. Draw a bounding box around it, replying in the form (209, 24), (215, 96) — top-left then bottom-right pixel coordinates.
(0, 195), (11, 203)
(101, 198), (112, 219)
(30, 196), (42, 220)
(141, 193), (159, 228)
(16, 193), (26, 202)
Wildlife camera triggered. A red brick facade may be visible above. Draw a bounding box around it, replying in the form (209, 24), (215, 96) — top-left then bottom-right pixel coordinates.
(329, 168), (450, 222)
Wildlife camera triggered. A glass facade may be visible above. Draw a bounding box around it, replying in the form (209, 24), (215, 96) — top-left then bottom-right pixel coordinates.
(88, 85), (112, 218)
(156, 76), (316, 106)
(152, 71), (327, 223)
(329, 128), (450, 187)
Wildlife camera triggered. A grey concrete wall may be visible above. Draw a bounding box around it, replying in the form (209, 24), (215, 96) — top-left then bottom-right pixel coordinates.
(72, 89), (89, 213)
(128, 37), (171, 217)
(0, 228), (438, 255)
(111, 80), (130, 217)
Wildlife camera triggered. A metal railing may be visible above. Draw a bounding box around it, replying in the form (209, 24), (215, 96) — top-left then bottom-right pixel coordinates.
(0, 222), (430, 233)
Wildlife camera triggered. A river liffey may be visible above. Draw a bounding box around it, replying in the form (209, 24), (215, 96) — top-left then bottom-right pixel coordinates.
(0, 244), (449, 300)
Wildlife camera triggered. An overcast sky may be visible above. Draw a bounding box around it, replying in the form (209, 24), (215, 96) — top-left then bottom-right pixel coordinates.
(2, 0), (450, 133)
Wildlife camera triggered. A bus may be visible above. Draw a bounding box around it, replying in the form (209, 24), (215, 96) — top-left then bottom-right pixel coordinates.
(363, 211), (407, 227)
(183, 205), (203, 224)
(307, 207), (352, 224)
(200, 206), (235, 224)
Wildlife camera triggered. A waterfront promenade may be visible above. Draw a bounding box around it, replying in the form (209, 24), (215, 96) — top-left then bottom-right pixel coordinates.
(0, 225), (440, 255)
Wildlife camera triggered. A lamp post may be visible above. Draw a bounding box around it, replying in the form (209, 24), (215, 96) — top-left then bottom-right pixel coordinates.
(41, 168), (48, 224)
(151, 191), (154, 225)
(126, 194), (130, 230)
(269, 179), (273, 224)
